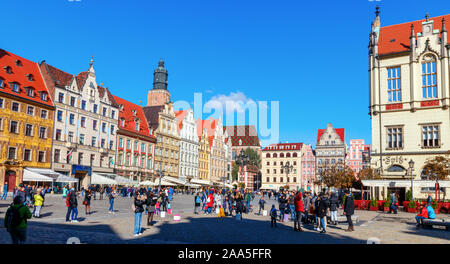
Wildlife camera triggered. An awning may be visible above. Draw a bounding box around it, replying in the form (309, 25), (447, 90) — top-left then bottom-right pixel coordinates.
(186, 183), (201, 188)
(91, 173), (117, 185)
(190, 179), (212, 186)
(260, 184), (282, 190)
(23, 168), (54, 182)
(154, 178), (176, 186)
(139, 180), (158, 186)
(96, 173), (138, 186)
(25, 168), (78, 183)
(362, 180), (450, 188)
(163, 176), (187, 185)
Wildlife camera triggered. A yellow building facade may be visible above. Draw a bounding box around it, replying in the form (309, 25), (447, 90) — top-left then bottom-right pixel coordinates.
(198, 128), (210, 180)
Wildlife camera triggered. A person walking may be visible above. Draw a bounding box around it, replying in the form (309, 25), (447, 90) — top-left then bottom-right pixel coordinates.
(329, 191), (339, 225)
(389, 191), (398, 214)
(343, 190), (355, 232)
(1, 182), (8, 200)
(245, 191), (252, 214)
(303, 192), (312, 224)
(258, 196), (266, 215)
(62, 185), (68, 200)
(108, 188), (117, 214)
(133, 193), (146, 236)
(33, 189), (44, 218)
(4, 196), (32, 244)
(99, 187), (104, 200)
(317, 193), (330, 233)
(270, 204), (277, 227)
(206, 190), (214, 215)
(293, 191), (305, 232)
(68, 188), (78, 222)
(194, 192), (201, 214)
(84, 189), (92, 215)
(289, 191), (296, 221)
(235, 192), (244, 220)
(65, 187), (73, 222)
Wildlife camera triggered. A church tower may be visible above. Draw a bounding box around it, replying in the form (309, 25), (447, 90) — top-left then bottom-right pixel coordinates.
(147, 59), (171, 106)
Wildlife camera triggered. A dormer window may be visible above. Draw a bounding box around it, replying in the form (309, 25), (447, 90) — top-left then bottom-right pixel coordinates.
(4, 66), (12, 74)
(10, 82), (20, 92)
(120, 118), (125, 127)
(135, 122), (140, 131)
(15, 60), (22, 67)
(0, 78), (4, 88)
(25, 87), (35, 97)
(132, 109), (137, 116)
(41, 92), (48, 101)
(119, 104), (124, 111)
(26, 74), (34, 82)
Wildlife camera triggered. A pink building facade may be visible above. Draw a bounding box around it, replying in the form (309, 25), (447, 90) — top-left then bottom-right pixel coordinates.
(301, 144), (315, 191)
(346, 139), (371, 175)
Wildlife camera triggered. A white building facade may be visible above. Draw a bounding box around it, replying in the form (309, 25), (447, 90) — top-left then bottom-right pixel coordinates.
(175, 109), (199, 182)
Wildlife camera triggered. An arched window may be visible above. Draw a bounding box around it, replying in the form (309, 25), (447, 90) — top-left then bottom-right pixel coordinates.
(266, 153), (270, 158)
(293, 153), (298, 158)
(421, 54), (437, 99)
(280, 153), (284, 158)
(273, 153), (278, 158)
(387, 165), (406, 172)
(286, 153), (291, 158)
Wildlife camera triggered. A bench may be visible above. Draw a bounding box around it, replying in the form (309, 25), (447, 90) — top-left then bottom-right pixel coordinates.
(422, 218), (450, 231)
(305, 214), (359, 223)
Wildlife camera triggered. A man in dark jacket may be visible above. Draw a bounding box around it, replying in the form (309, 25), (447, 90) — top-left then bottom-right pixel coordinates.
(343, 190), (355, 232)
(329, 192), (339, 225)
(317, 193), (330, 233)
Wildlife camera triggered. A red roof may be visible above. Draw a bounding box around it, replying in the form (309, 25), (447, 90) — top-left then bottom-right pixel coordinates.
(195, 118), (218, 149)
(262, 143), (303, 151)
(378, 14), (450, 56)
(223, 125), (260, 147)
(112, 94), (155, 141)
(0, 49), (53, 107)
(174, 110), (188, 131)
(316, 128), (345, 143)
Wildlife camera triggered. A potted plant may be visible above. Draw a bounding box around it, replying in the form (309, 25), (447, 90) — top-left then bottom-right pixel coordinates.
(431, 201), (439, 214)
(407, 200), (417, 213)
(383, 199), (390, 212)
(369, 198), (378, 211)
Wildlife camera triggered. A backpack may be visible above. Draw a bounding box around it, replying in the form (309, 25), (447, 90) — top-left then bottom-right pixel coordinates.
(270, 209), (277, 217)
(196, 196), (201, 204)
(5, 204), (23, 231)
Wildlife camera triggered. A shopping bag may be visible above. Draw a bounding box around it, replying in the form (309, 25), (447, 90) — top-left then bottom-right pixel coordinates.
(235, 213), (241, 220)
(167, 209), (172, 215)
(284, 213), (289, 222)
(262, 210), (267, 216)
(215, 208), (220, 214)
(174, 214), (181, 221)
(161, 211), (166, 218)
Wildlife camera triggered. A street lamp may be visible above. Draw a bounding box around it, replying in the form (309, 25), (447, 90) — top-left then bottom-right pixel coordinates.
(409, 159), (415, 201)
(154, 168), (166, 193)
(281, 161), (294, 190)
(236, 149), (249, 190)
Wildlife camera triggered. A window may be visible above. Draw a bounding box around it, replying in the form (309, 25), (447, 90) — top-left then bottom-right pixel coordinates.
(127, 139), (131, 149)
(80, 116), (86, 127)
(70, 96), (76, 107)
(101, 139), (105, 148)
(110, 125), (115, 134)
(41, 92), (48, 101)
(68, 132), (74, 142)
(26, 106), (34, 116)
(69, 114), (75, 125)
(0, 98), (3, 108)
(55, 129), (62, 141)
(58, 93), (64, 103)
(91, 137), (96, 147)
(81, 100), (86, 110)
(141, 143), (145, 152)
(422, 124), (440, 148)
(118, 153), (123, 165)
(57, 110), (63, 122)
(10, 121), (18, 133)
(387, 67), (401, 102)
(0, 79), (4, 88)
(0, 118), (3, 131)
(24, 149), (32, 161)
(38, 151), (45, 163)
(10, 82), (19, 92)
(26, 87), (35, 97)
(119, 138), (123, 148)
(54, 149), (60, 163)
(93, 120), (97, 130)
(136, 122), (140, 131)
(120, 119), (125, 127)
(273, 169), (276, 174)
(111, 110), (115, 119)
(134, 141), (138, 151)
(109, 140), (114, 150)
(78, 153), (83, 164)
(11, 102), (19, 112)
(387, 126), (403, 149)
(90, 154), (95, 166)
(93, 104), (98, 114)
(25, 124), (33, 137)
(422, 60), (437, 98)
(8, 147), (16, 159)
(126, 154), (130, 166)
(102, 107), (107, 116)
(40, 110), (47, 119)
(79, 134), (85, 145)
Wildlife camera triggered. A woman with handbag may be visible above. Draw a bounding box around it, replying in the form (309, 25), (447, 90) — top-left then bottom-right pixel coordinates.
(133, 193), (146, 236)
(84, 190), (92, 215)
(146, 192), (157, 226)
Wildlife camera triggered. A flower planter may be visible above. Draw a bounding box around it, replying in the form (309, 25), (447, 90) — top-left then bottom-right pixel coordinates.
(370, 206), (378, 211)
(434, 209), (439, 214)
(407, 208), (417, 213)
(384, 207), (389, 212)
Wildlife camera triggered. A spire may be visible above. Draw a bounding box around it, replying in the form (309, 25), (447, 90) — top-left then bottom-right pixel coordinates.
(374, 6), (381, 29)
(410, 24), (415, 39)
(442, 17), (447, 33)
(88, 55), (95, 75)
(425, 13), (430, 22)
(153, 59), (168, 90)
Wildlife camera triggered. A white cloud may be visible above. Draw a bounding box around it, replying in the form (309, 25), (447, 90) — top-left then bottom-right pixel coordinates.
(204, 91), (257, 114)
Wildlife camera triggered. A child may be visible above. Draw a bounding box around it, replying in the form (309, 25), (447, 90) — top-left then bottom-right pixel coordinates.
(270, 205), (277, 227)
(258, 196), (266, 215)
(155, 201), (160, 215)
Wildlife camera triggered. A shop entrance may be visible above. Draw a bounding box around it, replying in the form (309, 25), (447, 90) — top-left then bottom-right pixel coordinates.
(387, 187), (406, 205)
(5, 170), (16, 192)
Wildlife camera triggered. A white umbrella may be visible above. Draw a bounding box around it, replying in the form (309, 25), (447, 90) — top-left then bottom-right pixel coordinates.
(140, 180), (157, 186)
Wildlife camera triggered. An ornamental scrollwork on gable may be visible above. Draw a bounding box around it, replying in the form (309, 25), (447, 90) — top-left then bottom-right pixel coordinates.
(415, 38), (441, 62)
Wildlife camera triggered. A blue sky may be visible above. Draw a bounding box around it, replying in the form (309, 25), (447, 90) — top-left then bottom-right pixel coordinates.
(2, 0), (449, 147)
